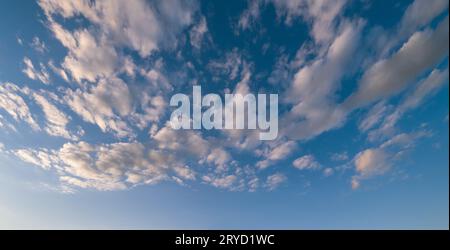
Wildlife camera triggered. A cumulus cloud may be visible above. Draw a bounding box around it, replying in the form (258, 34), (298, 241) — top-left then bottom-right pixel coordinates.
(202, 175), (237, 189)
(189, 16), (209, 49)
(7, 120), (262, 191)
(206, 148), (231, 172)
(238, 0), (263, 30)
(323, 168), (334, 177)
(13, 148), (58, 170)
(272, 0), (348, 43)
(282, 19), (364, 140)
(0, 83), (39, 130)
(237, 0), (349, 45)
(37, 0), (199, 87)
(32, 92), (78, 140)
(30, 36), (48, 53)
(153, 123), (232, 170)
(64, 77), (133, 138)
(48, 60), (69, 82)
(354, 149), (389, 180)
(399, 0), (449, 37)
(256, 140), (297, 169)
(330, 152), (349, 162)
(22, 57), (50, 84)
(345, 16), (449, 109)
(399, 68), (449, 112)
(49, 24), (119, 83)
(265, 173), (286, 191)
(1, 0), (448, 194)
(40, 0), (197, 57)
(366, 68), (448, 140)
(0, 114), (17, 132)
(358, 101), (391, 132)
(11, 141), (169, 190)
(208, 48), (244, 81)
(351, 131), (430, 189)
(131, 95), (166, 130)
(0, 82), (81, 139)
(292, 155), (321, 170)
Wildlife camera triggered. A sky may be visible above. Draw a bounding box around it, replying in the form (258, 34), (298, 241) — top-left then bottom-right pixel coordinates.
(0, 0), (448, 229)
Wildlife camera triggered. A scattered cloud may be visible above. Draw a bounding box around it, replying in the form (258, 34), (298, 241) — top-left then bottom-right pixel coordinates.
(293, 155), (321, 170)
(0, 0), (448, 194)
(189, 16), (209, 49)
(0, 82), (40, 130)
(30, 36), (48, 53)
(22, 57), (50, 84)
(256, 140), (297, 169)
(265, 173), (287, 191)
(345, 16), (449, 109)
(351, 131), (430, 189)
(323, 168), (334, 177)
(282, 19), (364, 140)
(330, 152), (349, 162)
(363, 68), (448, 141)
(32, 92), (77, 140)
(64, 77), (133, 138)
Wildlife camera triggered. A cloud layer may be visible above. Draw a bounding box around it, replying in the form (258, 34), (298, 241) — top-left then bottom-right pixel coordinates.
(0, 0), (448, 192)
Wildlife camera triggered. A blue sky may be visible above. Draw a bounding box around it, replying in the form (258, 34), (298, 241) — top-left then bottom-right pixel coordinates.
(0, 0), (448, 229)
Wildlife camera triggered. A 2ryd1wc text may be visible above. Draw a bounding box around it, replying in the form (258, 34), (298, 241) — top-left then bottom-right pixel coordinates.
(175, 233), (276, 247)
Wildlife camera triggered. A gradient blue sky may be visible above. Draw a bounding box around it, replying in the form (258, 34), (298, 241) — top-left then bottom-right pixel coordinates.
(0, 0), (448, 229)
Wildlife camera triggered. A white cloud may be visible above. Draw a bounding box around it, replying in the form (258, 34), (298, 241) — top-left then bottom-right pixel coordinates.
(400, 68), (449, 111)
(270, 0), (348, 43)
(39, 0), (197, 57)
(365, 68), (448, 141)
(12, 141), (171, 191)
(330, 152), (349, 162)
(48, 60), (69, 82)
(265, 173), (286, 191)
(206, 148), (231, 171)
(399, 0), (448, 37)
(248, 177), (259, 192)
(293, 155), (321, 170)
(345, 16), (449, 109)
(282, 19), (364, 140)
(30, 37), (48, 53)
(238, 0), (263, 30)
(351, 131), (429, 189)
(32, 92), (77, 140)
(208, 48), (244, 81)
(173, 165), (196, 181)
(131, 94), (166, 130)
(266, 141), (297, 161)
(49, 24), (118, 83)
(323, 168), (334, 177)
(22, 57), (50, 84)
(2, 0), (447, 195)
(13, 148), (59, 170)
(153, 123), (232, 170)
(354, 148), (389, 179)
(351, 148), (389, 190)
(64, 77), (133, 138)
(202, 174), (237, 189)
(0, 82), (80, 139)
(0, 114), (18, 132)
(190, 16), (209, 49)
(358, 101), (391, 132)
(256, 140), (297, 169)
(0, 83), (39, 130)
